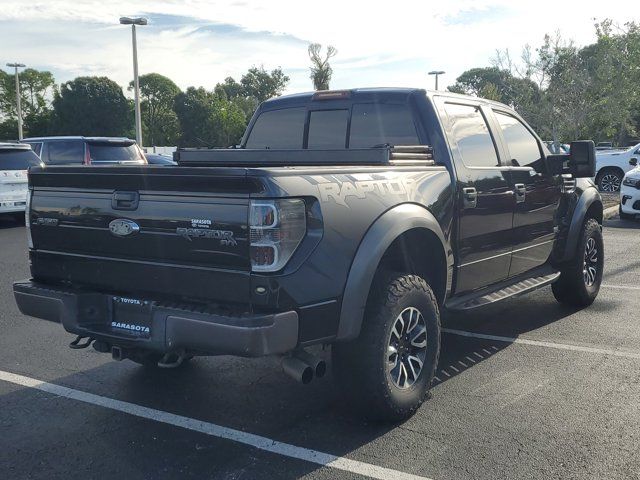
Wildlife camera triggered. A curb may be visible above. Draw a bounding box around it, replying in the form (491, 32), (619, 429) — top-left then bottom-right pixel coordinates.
(603, 204), (619, 220)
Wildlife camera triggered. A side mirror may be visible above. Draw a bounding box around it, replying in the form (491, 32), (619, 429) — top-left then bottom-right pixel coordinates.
(568, 140), (596, 178)
(546, 154), (568, 175)
(630, 157), (638, 167)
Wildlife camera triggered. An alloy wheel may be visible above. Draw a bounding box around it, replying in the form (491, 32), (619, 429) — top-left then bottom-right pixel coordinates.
(600, 174), (621, 192)
(583, 237), (599, 287)
(387, 307), (428, 389)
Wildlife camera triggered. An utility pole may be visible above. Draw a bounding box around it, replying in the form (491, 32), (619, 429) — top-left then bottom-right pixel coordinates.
(119, 17), (147, 147)
(6, 63), (26, 140)
(428, 70), (446, 91)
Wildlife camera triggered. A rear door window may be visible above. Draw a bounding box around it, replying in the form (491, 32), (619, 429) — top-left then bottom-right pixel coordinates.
(307, 110), (349, 149)
(0, 150), (42, 170)
(349, 103), (419, 148)
(444, 103), (500, 168)
(245, 107), (306, 149)
(47, 141), (84, 164)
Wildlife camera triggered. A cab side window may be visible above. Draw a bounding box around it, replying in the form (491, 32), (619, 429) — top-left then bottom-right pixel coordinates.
(444, 103), (500, 168)
(494, 111), (543, 168)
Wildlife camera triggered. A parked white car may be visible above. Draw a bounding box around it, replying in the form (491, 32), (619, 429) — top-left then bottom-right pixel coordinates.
(620, 159), (640, 220)
(595, 143), (640, 192)
(0, 143), (42, 218)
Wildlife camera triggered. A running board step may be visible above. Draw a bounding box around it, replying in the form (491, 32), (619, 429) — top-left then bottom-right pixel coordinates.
(446, 271), (561, 311)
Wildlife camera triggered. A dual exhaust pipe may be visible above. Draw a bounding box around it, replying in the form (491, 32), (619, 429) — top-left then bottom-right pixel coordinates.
(281, 350), (326, 385)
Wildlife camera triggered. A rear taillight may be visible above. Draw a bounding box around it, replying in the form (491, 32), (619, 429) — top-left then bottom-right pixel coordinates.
(25, 188), (33, 249)
(249, 199), (306, 272)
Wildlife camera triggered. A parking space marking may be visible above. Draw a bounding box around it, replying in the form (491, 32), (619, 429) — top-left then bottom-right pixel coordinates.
(0, 370), (432, 480)
(443, 328), (640, 360)
(602, 284), (640, 290)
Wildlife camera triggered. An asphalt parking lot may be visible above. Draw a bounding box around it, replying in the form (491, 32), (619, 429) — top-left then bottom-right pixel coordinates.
(1, 216), (639, 480)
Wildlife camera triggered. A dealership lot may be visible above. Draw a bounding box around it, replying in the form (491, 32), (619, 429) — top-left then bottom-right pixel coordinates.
(1, 217), (639, 480)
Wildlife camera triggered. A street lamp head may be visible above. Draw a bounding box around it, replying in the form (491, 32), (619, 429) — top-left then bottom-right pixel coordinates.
(119, 16), (147, 25)
(428, 70), (446, 75)
(6, 63), (26, 68)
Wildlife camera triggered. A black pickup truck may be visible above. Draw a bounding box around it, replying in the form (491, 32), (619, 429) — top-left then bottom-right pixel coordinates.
(14, 88), (603, 421)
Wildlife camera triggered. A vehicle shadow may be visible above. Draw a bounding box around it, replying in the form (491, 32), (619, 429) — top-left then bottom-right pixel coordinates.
(0, 285), (610, 479)
(0, 215), (24, 230)
(604, 217), (640, 229)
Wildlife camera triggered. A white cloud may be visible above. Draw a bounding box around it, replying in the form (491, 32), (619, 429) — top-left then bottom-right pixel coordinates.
(0, 0), (635, 93)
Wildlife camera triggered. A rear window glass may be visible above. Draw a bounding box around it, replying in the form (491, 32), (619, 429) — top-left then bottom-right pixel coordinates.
(0, 150), (42, 170)
(89, 143), (141, 162)
(245, 107), (306, 149)
(307, 110), (349, 149)
(47, 141), (84, 164)
(349, 103), (419, 148)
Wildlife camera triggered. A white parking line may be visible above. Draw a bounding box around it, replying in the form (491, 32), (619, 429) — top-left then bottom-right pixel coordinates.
(602, 284), (640, 291)
(443, 328), (640, 360)
(0, 370), (431, 480)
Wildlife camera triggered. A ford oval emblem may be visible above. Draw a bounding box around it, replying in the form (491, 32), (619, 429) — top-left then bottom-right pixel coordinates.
(109, 219), (140, 237)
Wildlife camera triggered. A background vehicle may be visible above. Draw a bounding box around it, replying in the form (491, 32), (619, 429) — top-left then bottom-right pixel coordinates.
(596, 142), (614, 151)
(145, 153), (176, 165)
(0, 143), (42, 218)
(544, 141), (570, 154)
(620, 158), (640, 220)
(14, 89), (603, 421)
(22, 136), (147, 165)
(594, 143), (640, 192)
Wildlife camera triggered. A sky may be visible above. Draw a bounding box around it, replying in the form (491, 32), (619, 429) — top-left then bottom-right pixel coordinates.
(0, 0), (635, 95)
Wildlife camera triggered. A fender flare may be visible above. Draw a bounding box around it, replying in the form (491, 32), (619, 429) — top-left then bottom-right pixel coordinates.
(336, 203), (452, 341)
(562, 186), (603, 262)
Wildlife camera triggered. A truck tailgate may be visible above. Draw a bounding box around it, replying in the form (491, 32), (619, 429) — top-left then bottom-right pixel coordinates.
(28, 166), (258, 304)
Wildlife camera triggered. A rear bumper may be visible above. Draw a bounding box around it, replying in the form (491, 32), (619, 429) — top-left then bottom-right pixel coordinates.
(13, 280), (299, 357)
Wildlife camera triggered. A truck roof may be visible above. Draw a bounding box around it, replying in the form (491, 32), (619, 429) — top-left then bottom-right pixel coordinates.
(261, 87), (509, 110)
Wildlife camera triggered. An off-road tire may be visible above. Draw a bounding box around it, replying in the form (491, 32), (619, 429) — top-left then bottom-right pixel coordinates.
(552, 218), (603, 307)
(332, 273), (440, 422)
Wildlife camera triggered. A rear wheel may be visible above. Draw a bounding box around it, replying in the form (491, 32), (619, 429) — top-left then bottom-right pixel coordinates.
(596, 168), (623, 192)
(552, 218), (603, 307)
(332, 273), (440, 422)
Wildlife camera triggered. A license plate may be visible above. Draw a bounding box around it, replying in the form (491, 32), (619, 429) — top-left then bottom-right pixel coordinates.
(110, 296), (152, 338)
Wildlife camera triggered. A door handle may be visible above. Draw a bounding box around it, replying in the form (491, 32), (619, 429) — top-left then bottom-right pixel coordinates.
(514, 183), (526, 203)
(462, 187), (477, 209)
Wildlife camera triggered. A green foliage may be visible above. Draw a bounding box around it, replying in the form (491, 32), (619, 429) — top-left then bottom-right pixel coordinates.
(50, 76), (132, 136)
(0, 68), (56, 137)
(129, 73), (181, 146)
(308, 44), (337, 90)
(452, 21), (640, 145)
(174, 87), (246, 147)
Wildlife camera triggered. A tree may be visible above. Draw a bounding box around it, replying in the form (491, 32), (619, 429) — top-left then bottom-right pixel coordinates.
(308, 44), (337, 90)
(239, 67), (289, 102)
(174, 87), (246, 147)
(129, 73), (181, 146)
(50, 77), (132, 136)
(0, 68), (56, 136)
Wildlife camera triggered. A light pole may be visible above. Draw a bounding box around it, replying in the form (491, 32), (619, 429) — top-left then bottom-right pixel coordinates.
(120, 16), (147, 147)
(428, 70), (446, 91)
(6, 63), (26, 140)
